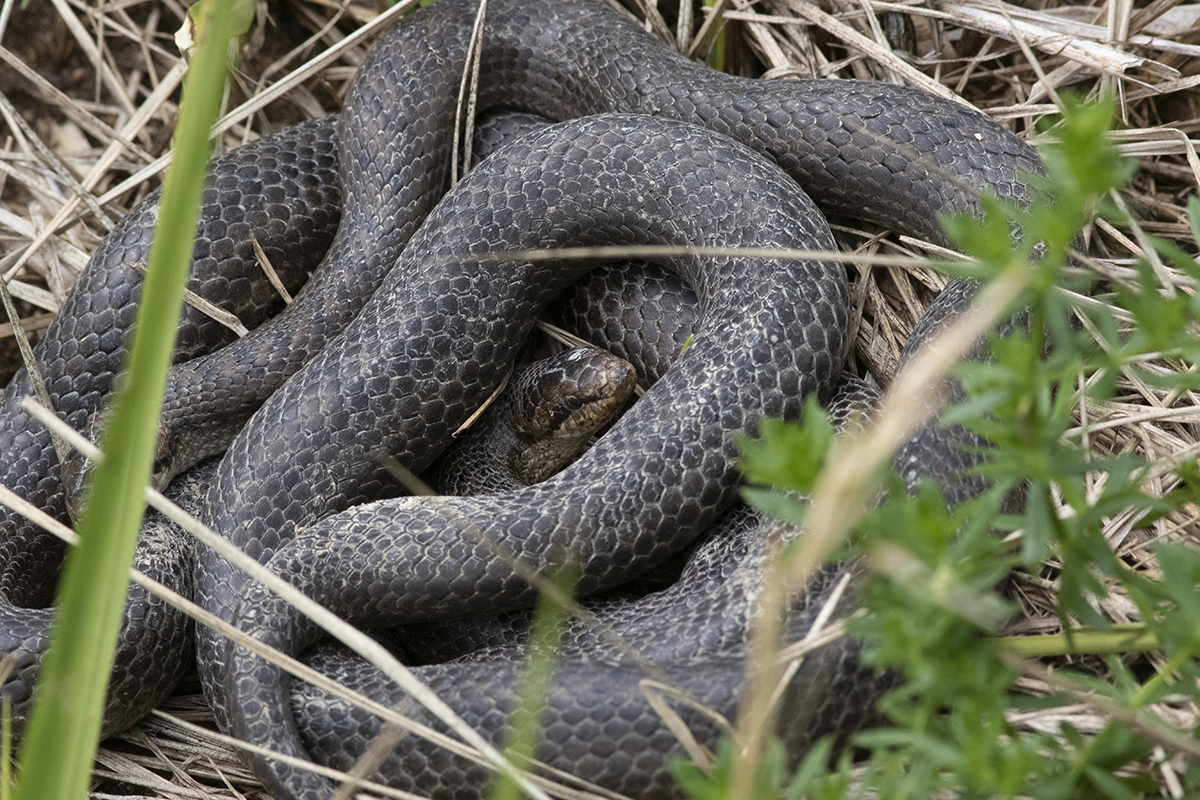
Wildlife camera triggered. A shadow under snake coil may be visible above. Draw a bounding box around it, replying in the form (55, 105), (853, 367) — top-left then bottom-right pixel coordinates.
(0, 0), (1048, 798)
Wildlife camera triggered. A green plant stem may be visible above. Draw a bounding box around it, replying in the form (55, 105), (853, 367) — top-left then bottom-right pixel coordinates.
(11, 3), (236, 798)
(490, 562), (578, 800)
(1131, 640), (1199, 706)
(996, 626), (1159, 658)
(704, 0), (726, 70)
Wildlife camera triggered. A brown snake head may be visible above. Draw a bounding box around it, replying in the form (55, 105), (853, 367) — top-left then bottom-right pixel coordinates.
(430, 347), (637, 495)
(505, 347), (637, 485)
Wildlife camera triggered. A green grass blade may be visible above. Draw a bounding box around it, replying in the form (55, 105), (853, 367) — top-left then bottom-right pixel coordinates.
(2, 697), (10, 800)
(490, 562), (579, 800)
(12, 2), (238, 797)
(704, 0), (726, 70)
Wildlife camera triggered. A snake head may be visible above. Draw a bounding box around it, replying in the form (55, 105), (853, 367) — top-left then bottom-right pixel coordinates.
(506, 346), (638, 484)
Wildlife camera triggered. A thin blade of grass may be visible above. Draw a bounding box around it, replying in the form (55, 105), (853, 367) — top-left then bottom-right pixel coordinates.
(2, 697), (10, 799)
(11, 1), (239, 797)
(490, 562), (580, 800)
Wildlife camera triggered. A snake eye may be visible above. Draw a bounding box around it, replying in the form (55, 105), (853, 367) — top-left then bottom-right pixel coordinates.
(566, 397), (586, 410)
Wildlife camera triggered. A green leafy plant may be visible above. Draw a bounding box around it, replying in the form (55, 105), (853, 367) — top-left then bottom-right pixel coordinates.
(677, 96), (1200, 800)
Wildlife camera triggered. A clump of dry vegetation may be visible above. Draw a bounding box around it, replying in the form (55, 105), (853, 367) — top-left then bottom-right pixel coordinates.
(0, 0), (1198, 796)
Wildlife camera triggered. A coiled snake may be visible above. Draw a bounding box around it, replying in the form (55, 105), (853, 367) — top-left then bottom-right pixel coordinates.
(0, 0), (1046, 797)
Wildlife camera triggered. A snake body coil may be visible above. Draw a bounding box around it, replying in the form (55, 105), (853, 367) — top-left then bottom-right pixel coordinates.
(220, 113), (849, 800)
(205, 0), (1044, 779)
(196, 0), (1042, 741)
(0, 0), (1047, 795)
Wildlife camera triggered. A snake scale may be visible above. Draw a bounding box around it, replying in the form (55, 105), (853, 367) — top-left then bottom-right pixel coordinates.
(0, 0), (1047, 797)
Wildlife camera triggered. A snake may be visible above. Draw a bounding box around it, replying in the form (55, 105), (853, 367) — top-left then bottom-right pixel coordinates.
(0, 0), (1047, 794)
(198, 4), (1042, 794)
(289, 508), (886, 800)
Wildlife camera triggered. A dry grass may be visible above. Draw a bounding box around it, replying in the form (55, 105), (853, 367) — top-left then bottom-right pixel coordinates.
(0, 0), (1198, 796)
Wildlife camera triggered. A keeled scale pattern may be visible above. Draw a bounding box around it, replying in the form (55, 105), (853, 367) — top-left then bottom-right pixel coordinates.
(548, 262), (700, 385)
(282, 392), (887, 800)
(0, 458), (218, 736)
(291, 641), (879, 800)
(2, 0), (1049, 785)
(196, 0), (1044, 792)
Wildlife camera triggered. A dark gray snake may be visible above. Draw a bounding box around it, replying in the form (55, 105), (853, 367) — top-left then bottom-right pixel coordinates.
(0, 0), (1046, 796)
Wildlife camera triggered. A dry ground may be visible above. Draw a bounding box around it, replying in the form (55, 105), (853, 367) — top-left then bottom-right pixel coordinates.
(0, 0), (1199, 796)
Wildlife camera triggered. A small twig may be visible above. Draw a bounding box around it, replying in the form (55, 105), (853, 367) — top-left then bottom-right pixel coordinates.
(452, 359), (512, 437)
(128, 262), (249, 336)
(450, 0), (488, 185)
(0, 277), (68, 465)
(252, 238), (293, 305)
